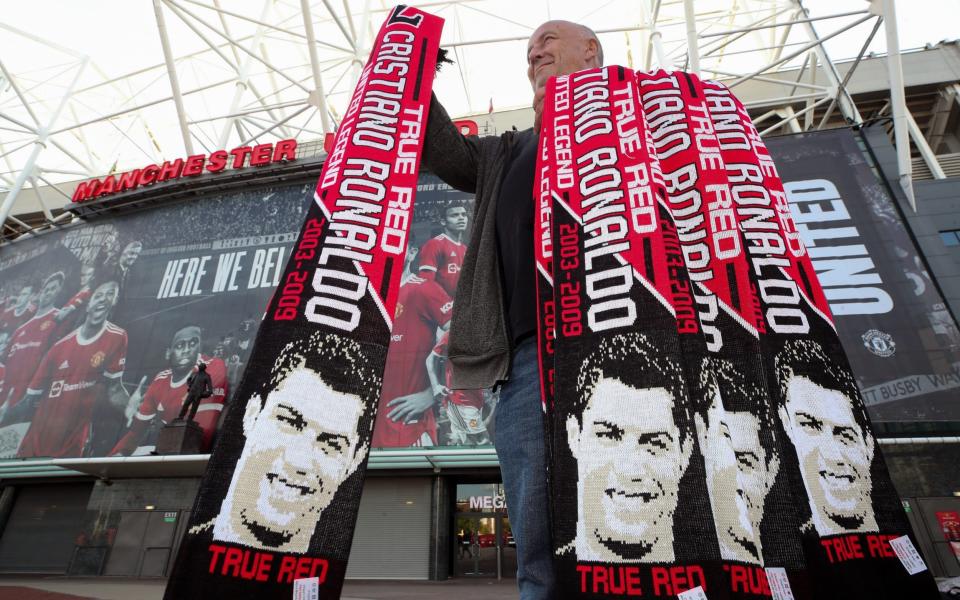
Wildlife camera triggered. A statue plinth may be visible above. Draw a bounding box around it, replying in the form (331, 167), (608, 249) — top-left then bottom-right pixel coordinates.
(156, 419), (203, 455)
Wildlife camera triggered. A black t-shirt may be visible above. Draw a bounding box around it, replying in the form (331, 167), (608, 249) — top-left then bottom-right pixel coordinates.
(496, 129), (538, 346)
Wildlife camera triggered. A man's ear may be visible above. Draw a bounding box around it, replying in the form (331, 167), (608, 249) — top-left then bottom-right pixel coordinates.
(243, 395), (261, 437)
(566, 416), (581, 459)
(585, 38), (600, 66)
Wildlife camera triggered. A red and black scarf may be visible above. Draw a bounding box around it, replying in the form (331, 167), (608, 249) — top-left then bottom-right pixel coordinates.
(538, 66), (938, 599)
(164, 6), (443, 599)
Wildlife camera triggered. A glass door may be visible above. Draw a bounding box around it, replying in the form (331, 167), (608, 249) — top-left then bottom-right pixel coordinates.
(454, 512), (517, 578)
(454, 513), (497, 576)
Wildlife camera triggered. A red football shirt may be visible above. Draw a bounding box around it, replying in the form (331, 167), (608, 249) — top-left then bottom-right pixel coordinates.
(0, 305), (36, 335)
(18, 322), (127, 458)
(372, 277), (452, 448)
(110, 355), (228, 455)
(1, 308), (62, 409)
(417, 234), (466, 297)
(52, 288), (91, 341)
(432, 331), (484, 410)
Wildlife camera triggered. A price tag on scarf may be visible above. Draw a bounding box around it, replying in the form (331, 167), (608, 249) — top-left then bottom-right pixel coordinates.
(677, 586), (709, 600)
(292, 577), (319, 600)
(765, 567), (796, 600)
(890, 535), (928, 575)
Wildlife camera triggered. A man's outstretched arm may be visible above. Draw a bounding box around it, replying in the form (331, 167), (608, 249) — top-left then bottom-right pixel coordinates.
(422, 93), (481, 194)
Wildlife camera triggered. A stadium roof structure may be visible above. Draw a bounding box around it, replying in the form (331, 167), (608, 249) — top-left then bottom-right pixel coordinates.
(0, 0), (954, 241)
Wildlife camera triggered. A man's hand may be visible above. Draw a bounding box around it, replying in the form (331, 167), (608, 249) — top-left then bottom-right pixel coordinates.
(533, 85), (546, 133)
(386, 388), (435, 424)
(124, 376), (148, 426)
(56, 305), (76, 322)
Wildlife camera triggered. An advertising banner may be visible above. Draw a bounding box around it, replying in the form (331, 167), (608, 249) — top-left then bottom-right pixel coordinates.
(935, 511), (960, 558)
(0, 184), (311, 458)
(0, 169), (489, 459)
(766, 129), (960, 423)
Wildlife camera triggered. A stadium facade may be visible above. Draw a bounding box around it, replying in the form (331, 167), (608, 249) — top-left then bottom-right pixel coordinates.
(1, 24), (960, 586)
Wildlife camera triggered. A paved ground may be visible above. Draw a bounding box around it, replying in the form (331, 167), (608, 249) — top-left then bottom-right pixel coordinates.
(0, 577), (519, 600)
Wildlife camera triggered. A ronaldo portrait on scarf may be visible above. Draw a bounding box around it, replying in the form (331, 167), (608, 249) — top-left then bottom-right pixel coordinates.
(189, 331), (381, 553)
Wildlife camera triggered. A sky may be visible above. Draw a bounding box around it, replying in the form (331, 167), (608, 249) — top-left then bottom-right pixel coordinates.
(0, 0), (957, 187)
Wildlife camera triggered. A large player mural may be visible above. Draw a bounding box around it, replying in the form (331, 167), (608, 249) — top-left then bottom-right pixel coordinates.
(0, 170), (490, 458)
(0, 184), (310, 458)
(0, 130), (955, 461)
(768, 129), (960, 424)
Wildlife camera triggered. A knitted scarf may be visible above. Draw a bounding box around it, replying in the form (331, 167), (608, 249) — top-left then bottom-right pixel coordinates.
(164, 6), (443, 599)
(538, 66), (938, 599)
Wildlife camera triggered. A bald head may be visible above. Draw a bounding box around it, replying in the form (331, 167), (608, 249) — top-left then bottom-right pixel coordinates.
(527, 20), (603, 90)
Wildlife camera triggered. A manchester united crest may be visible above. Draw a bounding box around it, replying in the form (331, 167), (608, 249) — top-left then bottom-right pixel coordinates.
(394, 302), (404, 320)
(40, 321), (52, 331)
(862, 328), (896, 358)
(90, 350), (106, 368)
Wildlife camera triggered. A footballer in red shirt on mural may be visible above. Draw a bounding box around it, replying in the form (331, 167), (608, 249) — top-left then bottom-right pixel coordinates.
(372, 276), (452, 448)
(17, 280), (129, 458)
(111, 325), (228, 455)
(0, 280), (36, 335)
(1, 272), (66, 412)
(427, 330), (490, 445)
(417, 200), (469, 297)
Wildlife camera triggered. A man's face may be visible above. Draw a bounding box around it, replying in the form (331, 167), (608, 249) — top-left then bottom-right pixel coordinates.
(15, 286), (32, 309)
(567, 378), (690, 560)
(229, 368), (367, 550)
(170, 327), (201, 372)
(443, 206), (468, 234)
(37, 279), (62, 310)
(697, 394), (777, 563)
(120, 242), (142, 268)
(780, 376), (874, 533)
(85, 282), (119, 327)
(527, 21), (597, 90)
(79, 266), (95, 287)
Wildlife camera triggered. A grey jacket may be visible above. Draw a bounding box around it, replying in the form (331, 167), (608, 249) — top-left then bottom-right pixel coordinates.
(421, 94), (527, 390)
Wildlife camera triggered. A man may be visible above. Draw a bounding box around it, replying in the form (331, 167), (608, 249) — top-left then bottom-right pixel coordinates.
(0, 272), (65, 413)
(118, 240), (143, 279)
(0, 281), (36, 334)
(417, 200), (469, 296)
(16, 280), (129, 458)
(694, 357), (780, 565)
(427, 330), (490, 445)
(54, 264), (95, 337)
(371, 275), (452, 448)
(423, 21), (603, 600)
(111, 325), (228, 455)
(560, 333), (692, 563)
(422, 20), (602, 598)
(178, 361), (214, 422)
(775, 339), (878, 535)
(191, 331), (380, 553)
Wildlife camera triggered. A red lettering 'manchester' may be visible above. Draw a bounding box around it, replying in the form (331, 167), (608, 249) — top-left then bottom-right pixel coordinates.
(71, 139), (298, 203)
